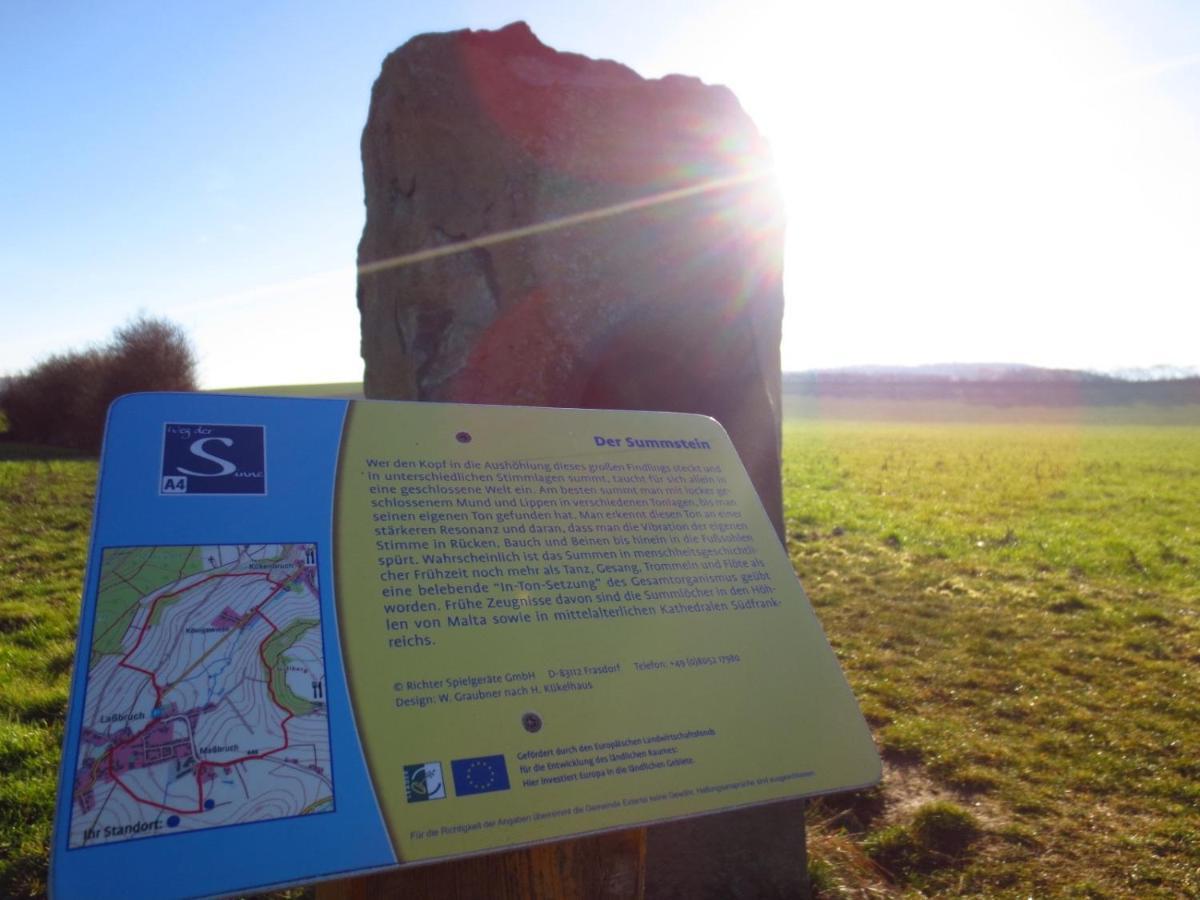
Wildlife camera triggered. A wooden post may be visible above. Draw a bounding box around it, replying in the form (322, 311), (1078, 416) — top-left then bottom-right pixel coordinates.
(316, 829), (645, 900)
(645, 801), (808, 898)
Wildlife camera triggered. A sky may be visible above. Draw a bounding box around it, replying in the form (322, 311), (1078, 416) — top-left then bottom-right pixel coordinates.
(2, 1), (1199, 388)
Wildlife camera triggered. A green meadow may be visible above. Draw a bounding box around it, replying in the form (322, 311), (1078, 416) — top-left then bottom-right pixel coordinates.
(0, 442), (93, 895)
(1, 399), (1197, 897)
(785, 403), (1199, 897)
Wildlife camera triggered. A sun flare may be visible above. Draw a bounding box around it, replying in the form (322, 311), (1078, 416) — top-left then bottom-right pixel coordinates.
(661, 1), (1200, 372)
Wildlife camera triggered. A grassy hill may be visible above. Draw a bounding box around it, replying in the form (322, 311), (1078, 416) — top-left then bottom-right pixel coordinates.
(785, 368), (1200, 411)
(210, 373), (1200, 425)
(209, 381), (364, 399)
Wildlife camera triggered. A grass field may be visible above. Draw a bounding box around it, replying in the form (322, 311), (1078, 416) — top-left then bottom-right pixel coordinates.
(0, 442), (93, 895)
(783, 408), (1199, 897)
(0, 402), (1197, 897)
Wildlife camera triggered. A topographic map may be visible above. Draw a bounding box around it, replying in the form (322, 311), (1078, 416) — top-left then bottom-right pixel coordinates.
(70, 543), (334, 847)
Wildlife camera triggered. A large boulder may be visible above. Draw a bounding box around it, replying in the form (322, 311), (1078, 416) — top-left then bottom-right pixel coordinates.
(357, 21), (786, 534)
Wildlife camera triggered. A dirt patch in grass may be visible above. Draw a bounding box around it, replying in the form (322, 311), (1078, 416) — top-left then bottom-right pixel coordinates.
(877, 758), (1005, 832)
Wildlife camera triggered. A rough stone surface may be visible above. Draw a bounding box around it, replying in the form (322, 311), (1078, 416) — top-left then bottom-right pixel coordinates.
(357, 21), (786, 534)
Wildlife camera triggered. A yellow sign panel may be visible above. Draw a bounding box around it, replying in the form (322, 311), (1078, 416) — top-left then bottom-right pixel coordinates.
(335, 401), (879, 861)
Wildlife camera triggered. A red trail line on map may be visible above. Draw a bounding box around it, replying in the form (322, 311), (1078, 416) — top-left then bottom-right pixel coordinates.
(101, 568), (301, 815)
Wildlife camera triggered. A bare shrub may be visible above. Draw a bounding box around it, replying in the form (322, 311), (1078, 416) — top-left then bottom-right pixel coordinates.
(1, 315), (197, 451)
(104, 316), (197, 399)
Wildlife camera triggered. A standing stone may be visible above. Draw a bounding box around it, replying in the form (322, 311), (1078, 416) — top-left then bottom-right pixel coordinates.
(353, 21), (800, 899)
(357, 21), (786, 535)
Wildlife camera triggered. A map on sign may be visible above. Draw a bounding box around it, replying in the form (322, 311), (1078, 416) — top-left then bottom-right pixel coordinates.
(69, 543), (334, 848)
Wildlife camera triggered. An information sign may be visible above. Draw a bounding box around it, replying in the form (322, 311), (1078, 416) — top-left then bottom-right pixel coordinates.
(52, 393), (879, 898)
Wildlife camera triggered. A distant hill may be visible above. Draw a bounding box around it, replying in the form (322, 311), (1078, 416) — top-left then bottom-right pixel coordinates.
(784, 365), (1200, 407)
(206, 367), (1200, 409)
(794, 363), (1064, 381)
(209, 382), (364, 399)
(1103, 365), (1200, 381)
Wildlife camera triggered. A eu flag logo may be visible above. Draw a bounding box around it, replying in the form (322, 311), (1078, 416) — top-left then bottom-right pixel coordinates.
(451, 754), (511, 796)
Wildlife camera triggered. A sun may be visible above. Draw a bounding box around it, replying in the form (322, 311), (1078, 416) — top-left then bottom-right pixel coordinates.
(663, 1), (1200, 372)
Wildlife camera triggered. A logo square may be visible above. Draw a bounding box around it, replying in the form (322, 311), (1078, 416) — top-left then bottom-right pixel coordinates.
(161, 424), (266, 495)
(404, 762), (446, 802)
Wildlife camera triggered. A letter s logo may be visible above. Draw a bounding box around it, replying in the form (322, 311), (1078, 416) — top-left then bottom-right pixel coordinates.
(162, 423), (265, 495)
(178, 437), (237, 477)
